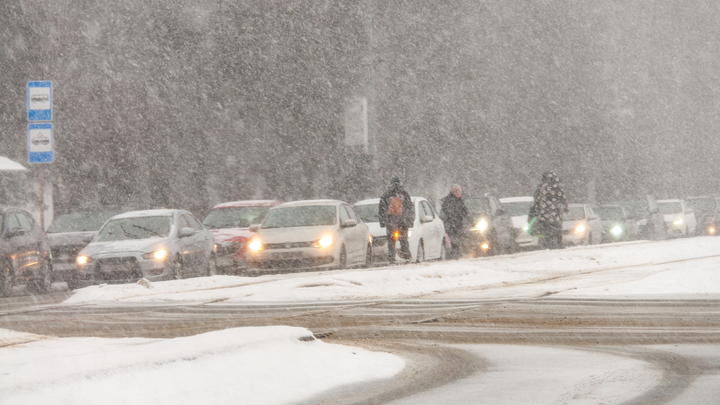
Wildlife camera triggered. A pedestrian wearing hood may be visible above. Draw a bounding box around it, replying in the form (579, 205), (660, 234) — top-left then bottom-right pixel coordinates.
(440, 184), (470, 259)
(529, 171), (568, 249)
(378, 174), (415, 264)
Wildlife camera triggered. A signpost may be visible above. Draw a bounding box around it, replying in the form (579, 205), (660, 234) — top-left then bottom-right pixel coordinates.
(26, 81), (53, 229)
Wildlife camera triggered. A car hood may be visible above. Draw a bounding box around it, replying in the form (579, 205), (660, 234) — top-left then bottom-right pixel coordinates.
(363, 222), (386, 237)
(48, 231), (97, 247)
(80, 237), (172, 257)
(256, 225), (338, 244)
(210, 228), (253, 245)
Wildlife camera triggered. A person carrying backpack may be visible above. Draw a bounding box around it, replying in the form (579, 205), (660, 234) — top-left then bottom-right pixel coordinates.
(378, 174), (415, 264)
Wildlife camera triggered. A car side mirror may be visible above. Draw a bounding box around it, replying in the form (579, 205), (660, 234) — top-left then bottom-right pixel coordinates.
(342, 219), (357, 228)
(421, 215), (433, 223)
(83, 234), (95, 243)
(179, 227), (195, 238)
(249, 224), (260, 232)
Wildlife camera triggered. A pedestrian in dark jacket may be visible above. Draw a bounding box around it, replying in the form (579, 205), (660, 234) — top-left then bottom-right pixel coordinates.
(529, 171), (567, 249)
(440, 184), (470, 259)
(378, 174), (415, 263)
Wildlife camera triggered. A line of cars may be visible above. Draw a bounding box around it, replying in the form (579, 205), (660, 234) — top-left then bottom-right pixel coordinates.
(4, 192), (718, 296)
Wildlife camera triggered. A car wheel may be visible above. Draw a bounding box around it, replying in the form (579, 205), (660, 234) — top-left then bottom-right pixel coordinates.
(363, 244), (372, 268)
(439, 239), (447, 261)
(206, 254), (217, 276)
(173, 255), (183, 280)
(0, 262), (13, 298)
(416, 241), (425, 263)
(338, 246), (347, 270)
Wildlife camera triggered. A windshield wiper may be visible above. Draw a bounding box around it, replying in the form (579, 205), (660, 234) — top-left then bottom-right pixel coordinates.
(120, 226), (141, 239)
(132, 224), (163, 237)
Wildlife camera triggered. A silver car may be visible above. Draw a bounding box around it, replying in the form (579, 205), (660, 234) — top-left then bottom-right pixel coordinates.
(75, 209), (216, 285)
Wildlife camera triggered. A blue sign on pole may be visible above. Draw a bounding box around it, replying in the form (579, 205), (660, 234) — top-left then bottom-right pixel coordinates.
(28, 123), (54, 163)
(27, 81), (52, 122)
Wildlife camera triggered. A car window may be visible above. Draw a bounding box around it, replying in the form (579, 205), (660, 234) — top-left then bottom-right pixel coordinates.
(6, 213), (21, 233)
(343, 205), (358, 222)
(202, 206), (272, 229)
(339, 205), (351, 223)
(183, 214), (203, 231)
(595, 206), (625, 221)
(177, 215), (192, 231)
(658, 202), (682, 215)
(47, 212), (120, 233)
(563, 207), (586, 221)
(262, 206), (337, 228)
(421, 201), (435, 219)
(353, 204), (379, 223)
(18, 213), (34, 231)
(96, 216), (172, 241)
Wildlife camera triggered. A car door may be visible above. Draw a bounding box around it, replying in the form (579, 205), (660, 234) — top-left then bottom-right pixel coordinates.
(4, 211), (38, 275)
(488, 196), (513, 252)
(340, 204), (364, 265)
(681, 200), (697, 234)
(419, 200), (441, 259)
(586, 206), (603, 244)
(186, 213), (213, 269)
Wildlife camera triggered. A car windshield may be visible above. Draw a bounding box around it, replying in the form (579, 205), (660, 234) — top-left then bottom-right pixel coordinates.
(95, 216), (172, 241)
(686, 197), (716, 215)
(464, 198), (490, 215)
(594, 206), (624, 221)
(354, 204), (379, 223)
(502, 201), (534, 217)
(563, 207), (586, 221)
(202, 206), (271, 229)
(262, 206), (336, 228)
(47, 212), (120, 233)
(658, 202), (682, 215)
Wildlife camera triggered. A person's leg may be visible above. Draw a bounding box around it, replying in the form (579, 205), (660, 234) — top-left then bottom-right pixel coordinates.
(399, 227), (411, 260)
(386, 228), (396, 264)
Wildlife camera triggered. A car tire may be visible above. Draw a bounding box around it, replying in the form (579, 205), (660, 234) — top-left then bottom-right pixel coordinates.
(206, 254), (217, 277)
(338, 246), (347, 270)
(0, 262), (13, 298)
(173, 255), (183, 280)
(416, 241), (425, 263)
(363, 244), (372, 268)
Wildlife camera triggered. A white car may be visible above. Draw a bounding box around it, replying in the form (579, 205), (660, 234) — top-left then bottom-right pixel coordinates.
(354, 197), (446, 263)
(246, 200), (371, 270)
(562, 204), (603, 246)
(75, 209), (216, 285)
(657, 199), (697, 237)
(499, 196), (538, 249)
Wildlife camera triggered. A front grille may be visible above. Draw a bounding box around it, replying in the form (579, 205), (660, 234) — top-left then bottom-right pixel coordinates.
(264, 241), (314, 249)
(96, 257), (142, 282)
(51, 245), (84, 264)
(251, 256), (334, 269)
(562, 229), (572, 235)
(217, 243), (243, 256)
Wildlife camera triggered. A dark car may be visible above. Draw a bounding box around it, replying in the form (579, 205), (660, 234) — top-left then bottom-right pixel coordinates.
(463, 194), (515, 256)
(594, 204), (641, 242)
(47, 210), (122, 289)
(614, 196), (666, 240)
(685, 196), (719, 236)
(202, 200), (282, 274)
(0, 207), (53, 297)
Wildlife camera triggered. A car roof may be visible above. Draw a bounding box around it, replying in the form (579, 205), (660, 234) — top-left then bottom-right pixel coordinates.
(275, 199), (345, 208)
(567, 203), (587, 208)
(211, 200), (282, 209)
(111, 209), (184, 219)
(657, 199), (682, 203)
(499, 196), (534, 203)
(354, 198), (380, 205)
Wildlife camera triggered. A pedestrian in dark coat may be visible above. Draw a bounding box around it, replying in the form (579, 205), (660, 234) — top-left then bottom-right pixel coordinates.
(440, 184), (470, 259)
(529, 171), (567, 249)
(378, 174), (415, 263)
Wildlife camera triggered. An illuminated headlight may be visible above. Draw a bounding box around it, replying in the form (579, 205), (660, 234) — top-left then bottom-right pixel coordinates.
(522, 225), (529, 232)
(575, 224), (586, 234)
(709, 227), (716, 235)
(368, 234), (373, 243)
(76, 255), (92, 265)
(610, 225), (623, 236)
(314, 235), (333, 248)
(142, 249), (167, 260)
(673, 218), (683, 225)
(476, 218), (488, 232)
(407, 229), (413, 238)
(481, 242), (490, 250)
(248, 239), (263, 252)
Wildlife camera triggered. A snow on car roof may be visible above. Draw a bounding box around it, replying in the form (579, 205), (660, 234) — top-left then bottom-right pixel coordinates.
(111, 209), (182, 219)
(499, 196), (534, 203)
(657, 199), (682, 203)
(354, 198), (380, 205)
(212, 200), (282, 209)
(275, 199), (345, 208)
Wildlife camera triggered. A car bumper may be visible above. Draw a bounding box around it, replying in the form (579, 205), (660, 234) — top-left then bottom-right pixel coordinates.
(77, 254), (174, 284)
(247, 247), (337, 270)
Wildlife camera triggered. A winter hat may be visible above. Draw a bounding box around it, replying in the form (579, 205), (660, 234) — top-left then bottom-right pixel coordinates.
(390, 174), (401, 186)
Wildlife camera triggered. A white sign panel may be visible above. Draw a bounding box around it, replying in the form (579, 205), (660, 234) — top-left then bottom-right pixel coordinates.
(28, 123), (54, 163)
(27, 81), (52, 121)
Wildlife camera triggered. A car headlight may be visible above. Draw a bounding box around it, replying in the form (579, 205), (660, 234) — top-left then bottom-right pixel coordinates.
(610, 225), (623, 235)
(522, 225), (529, 232)
(142, 249), (167, 260)
(76, 255), (92, 265)
(407, 229), (413, 238)
(673, 218), (683, 225)
(709, 227), (716, 235)
(314, 235), (333, 248)
(476, 218), (488, 232)
(575, 224), (586, 234)
(248, 239), (263, 252)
